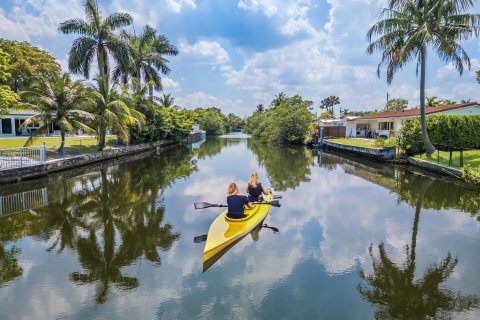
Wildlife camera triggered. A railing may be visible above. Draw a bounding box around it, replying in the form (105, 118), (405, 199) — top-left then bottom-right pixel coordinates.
(0, 187), (48, 217)
(0, 145), (46, 170)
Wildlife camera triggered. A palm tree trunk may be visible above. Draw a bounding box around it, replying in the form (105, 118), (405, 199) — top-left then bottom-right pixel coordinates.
(148, 85), (154, 99)
(420, 48), (436, 155)
(59, 130), (65, 153)
(98, 123), (106, 151)
(98, 46), (107, 78)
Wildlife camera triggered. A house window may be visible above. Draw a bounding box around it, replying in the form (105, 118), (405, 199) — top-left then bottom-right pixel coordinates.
(378, 122), (394, 130)
(1, 118), (12, 134)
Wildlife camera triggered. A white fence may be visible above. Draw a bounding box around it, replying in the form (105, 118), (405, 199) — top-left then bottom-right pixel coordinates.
(0, 187), (48, 217)
(0, 145), (46, 170)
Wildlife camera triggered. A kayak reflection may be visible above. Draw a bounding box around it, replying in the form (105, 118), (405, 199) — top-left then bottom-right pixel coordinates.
(202, 222), (280, 272)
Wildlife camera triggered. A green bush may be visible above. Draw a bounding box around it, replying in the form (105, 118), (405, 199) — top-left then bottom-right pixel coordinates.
(245, 95), (314, 144)
(374, 137), (386, 147)
(397, 115), (480, 154)
(463, 164), (480, 186)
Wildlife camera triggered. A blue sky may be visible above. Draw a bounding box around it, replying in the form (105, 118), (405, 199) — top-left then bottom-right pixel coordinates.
(1, 0), (480, 116)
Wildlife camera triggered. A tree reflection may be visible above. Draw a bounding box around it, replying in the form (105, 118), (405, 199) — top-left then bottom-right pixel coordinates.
(195, 137), (226, 159)
(358, 177), (480, 319)
(247, 139), (313, 191)
(0, 243), (22, 286)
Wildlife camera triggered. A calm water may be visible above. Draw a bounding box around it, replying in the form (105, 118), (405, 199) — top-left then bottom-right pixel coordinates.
(1, 133), (479, 319)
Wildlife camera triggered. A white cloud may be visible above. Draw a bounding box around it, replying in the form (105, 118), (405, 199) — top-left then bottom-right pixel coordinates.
(179, 39), (230, 65)
(0, 0), (84, 41)
(161, 77), (180, 90)
(166, 0), (197, 13)
(176, 91), (248, 115)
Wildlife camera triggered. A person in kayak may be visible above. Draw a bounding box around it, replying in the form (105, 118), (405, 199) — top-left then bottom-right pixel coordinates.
(246, 172), (270, 202)
(227, 182), (255, 219)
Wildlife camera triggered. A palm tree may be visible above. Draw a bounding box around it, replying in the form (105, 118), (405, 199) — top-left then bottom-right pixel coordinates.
(358, 177), (480, 319)
(425, 96), (439, 108)
(59, 0), (132, 78)
(367, 0), (480, 155)
(116, 25), (178, 98)
(320, 95), (340, 114)
(20, 73), (95, 153)
(271, 92), (287, 107)
(91, 75), (145, 150)
(158, 93), (174, 108)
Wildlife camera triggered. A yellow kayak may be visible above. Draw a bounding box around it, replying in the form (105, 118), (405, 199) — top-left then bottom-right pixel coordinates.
(203, 193), (274, 267)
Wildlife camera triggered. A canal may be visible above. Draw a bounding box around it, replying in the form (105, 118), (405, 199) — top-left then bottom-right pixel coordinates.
(0, 133), (479, 319)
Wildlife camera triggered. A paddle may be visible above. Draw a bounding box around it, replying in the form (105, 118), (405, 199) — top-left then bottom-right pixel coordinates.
(193, 223), (279, 243)
(194, 200), (281, 209)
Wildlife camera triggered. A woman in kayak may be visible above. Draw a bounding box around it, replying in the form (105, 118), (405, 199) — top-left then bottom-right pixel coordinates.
(227, 182), (255, 219)
(246, 172), (270, 202)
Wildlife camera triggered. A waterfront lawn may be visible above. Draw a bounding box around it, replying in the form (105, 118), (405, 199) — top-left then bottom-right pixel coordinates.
(415, 150), (480, 169)
(0, 136), (117, 153)
(329, 138), (377, 148)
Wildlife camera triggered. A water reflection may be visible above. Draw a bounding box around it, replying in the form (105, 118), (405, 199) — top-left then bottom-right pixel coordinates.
(0, 145), (196, 303)
(358, 176), (480, 319)
(248, 139), (314, 191)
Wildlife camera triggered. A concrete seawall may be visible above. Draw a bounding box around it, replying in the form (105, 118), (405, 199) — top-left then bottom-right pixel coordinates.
(0, 133), (207, 184)
(323, 140), (396, 161)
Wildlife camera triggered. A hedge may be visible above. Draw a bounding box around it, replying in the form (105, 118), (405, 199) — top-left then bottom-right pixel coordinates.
(397, 115), (480, 154)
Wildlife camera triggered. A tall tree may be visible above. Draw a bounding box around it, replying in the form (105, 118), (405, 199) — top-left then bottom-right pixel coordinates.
(319, 95), (340, 114)
(59, 0), (132, 78)
(384, 98), (408, 111)
(367, 0), (480, 155)
(271, 92), (287, 107)
(91, 75), (145, 150)
(20, 73), (95, 153)
(158, 93), (175, 108)
(0, 39), (60, 93)
(0, 48), (19, 113)
(116, 25), (178, 98)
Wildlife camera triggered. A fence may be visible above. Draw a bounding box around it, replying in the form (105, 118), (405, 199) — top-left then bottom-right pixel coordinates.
(0, 145), (46, 170)
(322, 126), (346, 138)
(0, 187), (48, 217)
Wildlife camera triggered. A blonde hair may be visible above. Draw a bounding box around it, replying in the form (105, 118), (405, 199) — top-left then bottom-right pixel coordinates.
(228, 182), (239, 195)
(248, 172), (259, 187)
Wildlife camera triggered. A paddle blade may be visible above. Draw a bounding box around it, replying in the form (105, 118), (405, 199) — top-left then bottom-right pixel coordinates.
(273, 195), (283, 199)
(269, 200), (281, 207)
(194, 234), (208, 243)
(194, 202), (212, 209)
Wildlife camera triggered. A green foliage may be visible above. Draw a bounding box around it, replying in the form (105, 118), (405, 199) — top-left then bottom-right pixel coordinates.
(384, 98), (408, 111)
(397, 115), (480, 154)
(246, 94), (314, 144)
(188, 107), (229, 135)
(374, 137), (396, 148)
(319, 95), (340, 114)
(59, 0), (132, 78)
(19, 72), (95, 152)
(0, 48), (19, 113)
(462, 165), (480, 186)
(319, 110), (335, 119)
(0, 39), (60, 92)
(226, 113), (244, 130)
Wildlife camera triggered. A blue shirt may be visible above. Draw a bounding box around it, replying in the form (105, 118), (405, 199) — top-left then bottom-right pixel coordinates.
(227, 195), (250, 219)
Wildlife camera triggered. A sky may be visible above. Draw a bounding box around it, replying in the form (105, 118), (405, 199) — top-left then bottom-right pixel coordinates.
(1, 0), (480, 116)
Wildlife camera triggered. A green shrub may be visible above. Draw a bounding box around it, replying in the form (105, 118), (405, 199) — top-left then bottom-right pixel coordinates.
(397, 115), (480, 154)
(463, 164), (480, 186)
(374, 137), (386, 147)
(245, 95), (314, 145)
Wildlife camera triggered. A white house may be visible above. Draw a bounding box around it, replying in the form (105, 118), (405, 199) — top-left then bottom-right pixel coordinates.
(0, 109), (43, 137)
(343, 103), (480, 138)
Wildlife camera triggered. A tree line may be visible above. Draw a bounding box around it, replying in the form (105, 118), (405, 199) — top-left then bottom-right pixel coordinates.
(0, 0), (243, 152)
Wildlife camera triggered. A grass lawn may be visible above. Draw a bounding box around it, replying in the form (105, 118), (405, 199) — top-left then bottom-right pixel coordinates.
(328, 138), (377, 148)
(0, 136), (117, 154)
(414, 150), (480, 169)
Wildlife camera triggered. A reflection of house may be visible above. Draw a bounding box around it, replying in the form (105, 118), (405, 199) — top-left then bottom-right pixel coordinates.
(320, 103), (480, 138)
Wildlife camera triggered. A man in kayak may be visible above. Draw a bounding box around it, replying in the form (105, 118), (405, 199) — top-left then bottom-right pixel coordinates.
(227, 183), (255, 219)
(246, 172), (270, 202)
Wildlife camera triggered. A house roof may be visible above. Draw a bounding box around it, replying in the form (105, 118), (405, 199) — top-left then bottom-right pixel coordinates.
(353, 102), (479, 121)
